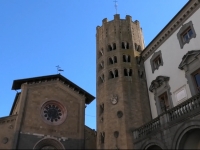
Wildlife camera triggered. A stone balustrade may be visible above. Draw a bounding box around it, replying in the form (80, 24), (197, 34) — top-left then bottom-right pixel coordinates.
(133, 93), (200, 140)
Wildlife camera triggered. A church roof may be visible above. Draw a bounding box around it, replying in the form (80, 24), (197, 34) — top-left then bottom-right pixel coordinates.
(12, 74), (95, 104)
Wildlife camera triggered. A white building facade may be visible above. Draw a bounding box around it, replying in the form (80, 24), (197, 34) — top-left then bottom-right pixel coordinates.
(133, 0), (200, 149)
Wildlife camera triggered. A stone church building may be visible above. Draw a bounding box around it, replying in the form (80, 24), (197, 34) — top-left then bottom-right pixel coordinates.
(0, 74), (96, 149)
(1, 0), (200, 149)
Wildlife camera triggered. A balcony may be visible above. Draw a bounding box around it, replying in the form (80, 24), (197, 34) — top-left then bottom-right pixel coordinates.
(133, 93), (200, 140)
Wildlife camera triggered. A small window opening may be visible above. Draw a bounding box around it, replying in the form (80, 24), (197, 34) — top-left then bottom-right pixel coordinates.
(124, 69), (132, 76)
(123, 55), (131, 62)
(114, 56), (117, 63)
(114, 69), (118, 77)
(113, 43), (116, 50)
(100, 132), (105, 144)
(98, 48), (104, 58)
(153, 56), (162, 69)
(99, 74), (104, 84)
(122, 42), (129, 49)
(138, 70), (143, 78)
(109, 71), (115, 79)
(159, 92), (169, 113)
(108, 45), (112, 51)
(99, 103), (104, 115)
(109, 57), (113, 64)
(193, 70), (200, 92)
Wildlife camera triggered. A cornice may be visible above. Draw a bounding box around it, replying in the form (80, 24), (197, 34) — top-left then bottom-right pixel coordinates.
(142, 0), (200, 61)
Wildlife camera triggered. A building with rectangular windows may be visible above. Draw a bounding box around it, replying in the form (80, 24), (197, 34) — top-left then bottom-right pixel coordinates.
(0, 0), (200, 149)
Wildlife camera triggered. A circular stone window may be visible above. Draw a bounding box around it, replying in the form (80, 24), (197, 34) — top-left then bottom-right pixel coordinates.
(41, 100), (67, 125)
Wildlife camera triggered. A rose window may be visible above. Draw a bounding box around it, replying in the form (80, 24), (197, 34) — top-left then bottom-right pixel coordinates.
(43, 104), (62, 122)
(41, 100), (67, 125)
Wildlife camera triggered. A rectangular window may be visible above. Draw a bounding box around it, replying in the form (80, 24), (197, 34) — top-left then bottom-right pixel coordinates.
(153, 56), (162, 69)
(159, 92), (169, 113)
(182, 27), (193, 43)
(193, 70), (200, 92)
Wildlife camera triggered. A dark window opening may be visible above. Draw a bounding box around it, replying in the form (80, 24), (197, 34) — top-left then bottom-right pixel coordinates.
(122, 42), (129, 49)
(124, 69), (128, 76)
(109, 57), (113, 64)
(124, 69), (132, 76)
(114, 56), (117, 63)
(99, 74), (104, 84)
(159, 92), (169, 113)
(108, 45), (112, 51)
(114, 70), (118, 77)
(99, 103), (104, 115)
(99, 61), (104, 71)
(109, 71), (115, 79)
(98, 48), (104, 58)
(138, 70), (143, 78)
(123, 55), (131, 62)
(153, 56), (162, 69)
(100, 132), (105, 144)
(193, 70), (200, 92)
(113, 43), (116, 50)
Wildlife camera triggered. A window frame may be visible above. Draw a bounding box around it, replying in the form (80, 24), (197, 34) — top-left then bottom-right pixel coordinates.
(149, 76), (173, 115)
(177, 21), (196, 49)
(178, 50), (200, 96)
(150, 50), (163, 73)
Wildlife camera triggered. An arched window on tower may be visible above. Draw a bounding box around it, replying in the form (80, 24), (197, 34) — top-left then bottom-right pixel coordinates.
(108, 69), (118, 79)
(114, 56), (117, 63)
(99, 103), (104, 115)
(98, 61), (104, 71)
(122, 42), (129, 49)
(124, 68), (132, 76)
(109, 71), (115, 79)
(98, 48), (104, 58)
(108, 44), (112, 51)
(100, 132), (105, 144)
(108, 43), (117, 51)
(108, 56), (117, 65)
(99, 74), (104, 85)
(109, 57), (114, 64)
(113, 43), (116, 50)
(123, 55), (131, 62)
(114, 69), (118, 77)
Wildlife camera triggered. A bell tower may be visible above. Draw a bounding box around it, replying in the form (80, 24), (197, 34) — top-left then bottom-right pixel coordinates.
(96, 14), (151, 149)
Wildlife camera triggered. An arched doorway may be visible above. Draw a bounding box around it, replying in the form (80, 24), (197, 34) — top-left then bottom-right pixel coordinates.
(178, 129), (200, 149)
(33, 138), (65, 149)
(146, 145), (162, 150)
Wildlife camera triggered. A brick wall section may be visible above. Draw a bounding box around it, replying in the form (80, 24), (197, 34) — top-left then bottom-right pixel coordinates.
(0, 115), (17, 149)
(84, 125), (97, 149)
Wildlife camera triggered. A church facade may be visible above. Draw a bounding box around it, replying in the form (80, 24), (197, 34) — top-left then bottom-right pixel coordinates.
(0, 74), (96, 149)
(1, 0), (200, 149)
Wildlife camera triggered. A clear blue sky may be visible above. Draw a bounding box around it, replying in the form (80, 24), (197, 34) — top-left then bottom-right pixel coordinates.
(0, 0), (188, 130)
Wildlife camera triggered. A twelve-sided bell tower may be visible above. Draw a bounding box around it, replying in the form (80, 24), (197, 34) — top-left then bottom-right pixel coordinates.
(96, 14), (151, 149)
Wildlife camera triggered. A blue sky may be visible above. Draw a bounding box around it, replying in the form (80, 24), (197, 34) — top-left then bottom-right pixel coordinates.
(0, 0), (188, 130)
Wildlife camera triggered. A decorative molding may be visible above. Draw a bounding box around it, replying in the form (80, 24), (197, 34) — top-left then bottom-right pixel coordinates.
(149, 76), (170, 92)
(178, 50), (200, 70)
(110, 94), (118, 105)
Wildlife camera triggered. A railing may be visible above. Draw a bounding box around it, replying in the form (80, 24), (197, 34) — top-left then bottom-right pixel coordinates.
(133, 93), (200, 140)
(168, 93), (200, 121)
(133, 116), (160, 139)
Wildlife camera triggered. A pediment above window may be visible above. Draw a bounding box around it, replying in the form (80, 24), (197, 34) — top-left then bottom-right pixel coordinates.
(178, 50), (200, 70)
(149, 76), (170, 92)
